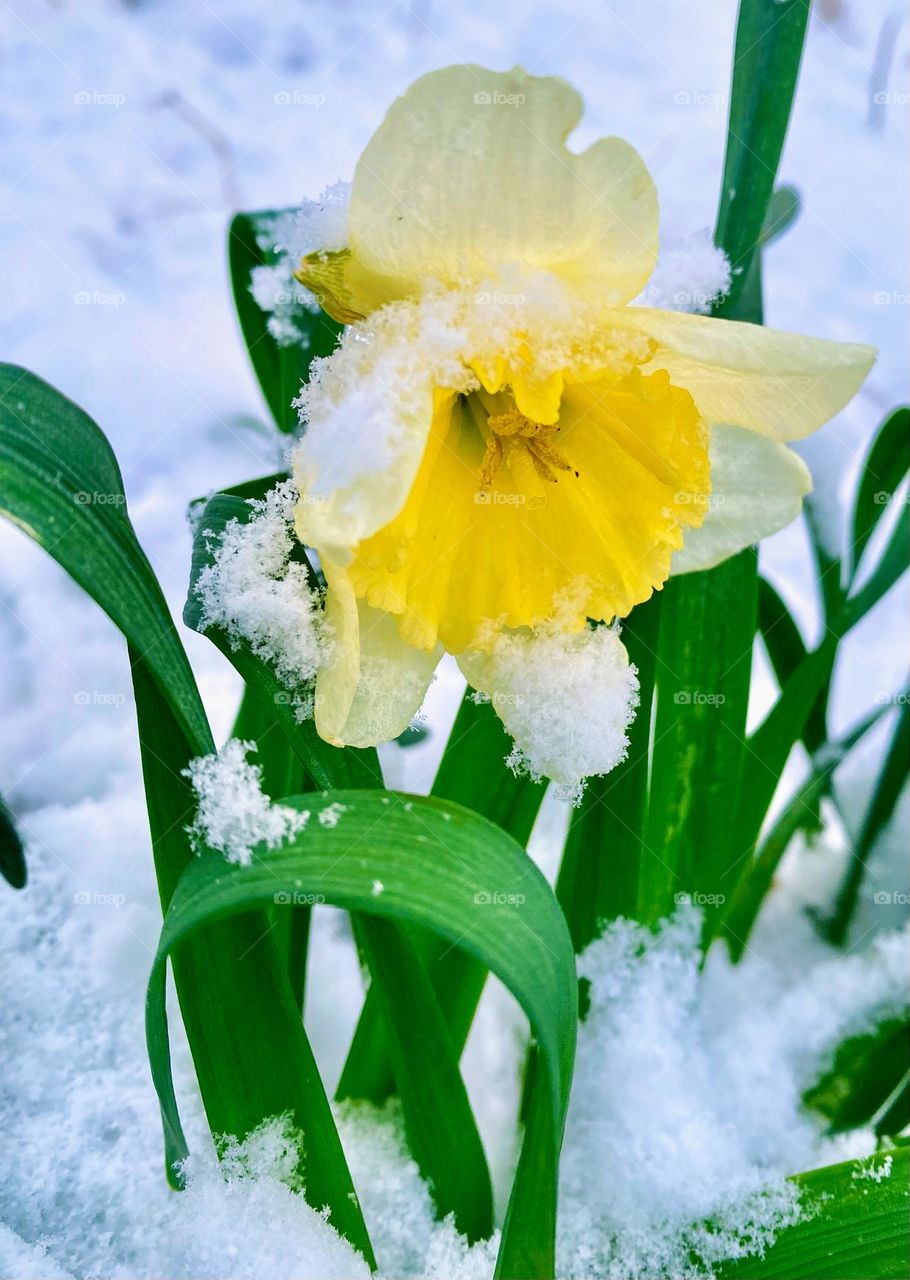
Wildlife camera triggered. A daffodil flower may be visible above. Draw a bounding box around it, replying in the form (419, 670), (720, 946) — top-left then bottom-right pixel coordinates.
(291, 65), (874, 793)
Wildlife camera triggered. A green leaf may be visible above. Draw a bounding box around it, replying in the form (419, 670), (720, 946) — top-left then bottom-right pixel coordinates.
(715, 703), (891, 956)
(713, 0), (811, 316)
(228, 210), (342, 433)
(851, 407), (910, 581)
(338, 693), (546, 1101)
(0, 365), (374, 1264)
(0, 364), (209, 753)
(821, 699), (910, 947)
(355, 914), (493, 1241)
(0, 793), (26, 890)
(734, 633), (839, 873)
(642, 550), (757, 927)
(189, 470), (289, 516)
(146, 790), (577, 1280)
(804, 1016), (910, 1134)
(760, 184), (801, 247)
(556, 594), (661, 952)
(232, 685), (312, 1011)
(720, 1148), (909, 1279)
(841, 503), (909, 632)
(737, 511), (908, 871)
(758, 577), (827, 755)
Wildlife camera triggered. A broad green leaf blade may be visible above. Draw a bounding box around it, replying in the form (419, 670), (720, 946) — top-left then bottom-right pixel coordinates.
(642, 550), (757, 927)
(185, 491), (381, 789)
(356, 914), (493, 1241)
(713, 0), (811, 316)
(715, 702), (890, 956)
(556, 594), (661, 951)
(228, 210), (342, 433)
(720, 1148), (909, 1279)
(338, 693), (546, 1101)
(0, 364), (210, 754)
(0, 793), (26, 890)
(851, 407), (910, 580)
(146, 790), (577, 1280)
(0, 366), (374, 1262)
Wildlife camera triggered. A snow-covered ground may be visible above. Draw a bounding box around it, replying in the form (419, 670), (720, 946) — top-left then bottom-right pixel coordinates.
(1, 1), (907, 1277)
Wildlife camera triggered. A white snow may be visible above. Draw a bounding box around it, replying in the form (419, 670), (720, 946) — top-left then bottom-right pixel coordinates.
(194, 480), (333, 718)
(185, 738), (310, 864)
(248, 181), (351, 345)
(466, 618), (640, 802)
(558, 909), (909, 1280)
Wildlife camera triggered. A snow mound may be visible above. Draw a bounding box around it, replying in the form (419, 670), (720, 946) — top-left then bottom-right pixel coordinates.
(558, 908), (909, 1279)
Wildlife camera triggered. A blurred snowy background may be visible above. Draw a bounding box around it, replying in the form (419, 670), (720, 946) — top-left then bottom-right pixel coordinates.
(0, 1), (907, 1276)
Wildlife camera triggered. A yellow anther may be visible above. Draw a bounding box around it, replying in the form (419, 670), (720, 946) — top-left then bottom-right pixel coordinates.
(478, 407), (575, 491)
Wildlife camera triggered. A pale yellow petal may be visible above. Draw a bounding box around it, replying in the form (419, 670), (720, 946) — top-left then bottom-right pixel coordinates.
(671, 425), (812, 575)
(342, 64), (657, 311)
(293, 317), (455, 560)
(315, 561), (441, 748)
(615, 307), (875, 441)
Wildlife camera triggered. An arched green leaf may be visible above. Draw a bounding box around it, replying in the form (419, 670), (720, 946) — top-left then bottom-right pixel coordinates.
(146, 790), (577, 1279)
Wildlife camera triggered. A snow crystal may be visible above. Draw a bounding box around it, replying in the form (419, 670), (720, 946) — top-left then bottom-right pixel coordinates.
(465, 615), (639, 802)
(558, 908), (909, 1280)
(185, 739), (309, 865)
(249, 183), (352, 346)
(249, 262), (313, 346)
(267, 180), (352, 263)
(318, 800), (349, 828)
(194, 480), (332, 717)
(638, 230), (731, 312)
(852, 1155), (893, 1183)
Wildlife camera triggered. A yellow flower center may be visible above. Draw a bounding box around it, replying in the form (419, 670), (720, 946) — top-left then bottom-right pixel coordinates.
(345, 367), (711, 654)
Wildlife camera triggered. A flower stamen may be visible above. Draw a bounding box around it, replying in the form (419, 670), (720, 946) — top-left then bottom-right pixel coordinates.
(478, 407), (575, 492)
